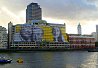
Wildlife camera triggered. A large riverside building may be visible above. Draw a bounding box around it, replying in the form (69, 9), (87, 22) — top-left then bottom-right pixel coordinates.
(0, 26), (7, 49)
(8, 20), (69, 49)
(26, 3), (42, 23)
(68, 34), (95, 49)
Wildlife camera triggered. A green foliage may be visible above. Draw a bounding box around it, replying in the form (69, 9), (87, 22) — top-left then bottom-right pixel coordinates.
(40, 40), (49, 46)
(95, 42), (98, 47)
(36, 20), (48, 25)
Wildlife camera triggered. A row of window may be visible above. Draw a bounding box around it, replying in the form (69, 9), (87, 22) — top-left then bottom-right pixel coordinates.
(69, 40), (95, 42)
(10, 46), (70, 48)
(12, 42), (69, 44)
(69, 41), (95, 44)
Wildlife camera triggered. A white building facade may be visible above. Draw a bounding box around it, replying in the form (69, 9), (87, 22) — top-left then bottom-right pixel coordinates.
(0, 26), (7, 49)
(77, 23), (82, 35)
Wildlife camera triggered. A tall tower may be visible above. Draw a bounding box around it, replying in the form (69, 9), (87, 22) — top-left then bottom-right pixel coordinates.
(26, 2), (42, 23)
(77, 23), (82, 35)
(96, 25), (98, 42)
(8, 21), (13, 49)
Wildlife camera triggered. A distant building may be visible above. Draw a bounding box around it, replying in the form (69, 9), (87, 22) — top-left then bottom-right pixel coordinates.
(0, 26), (7, 49)
(26, 2), (42, 23)
(96, 25), (98, 42)
(68, 34), (95, 49)
(77, 23), (82, 35)
(91, 32), (97, 41)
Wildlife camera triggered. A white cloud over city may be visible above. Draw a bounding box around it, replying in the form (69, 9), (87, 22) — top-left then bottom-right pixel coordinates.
(0, 0), (98, 34)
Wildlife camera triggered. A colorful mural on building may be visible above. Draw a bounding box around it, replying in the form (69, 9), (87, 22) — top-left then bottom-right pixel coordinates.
(12, 24), (68, 43)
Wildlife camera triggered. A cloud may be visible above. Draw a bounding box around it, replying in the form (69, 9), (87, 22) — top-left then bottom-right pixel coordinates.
(86, 0), (98, 2)
(0, 0), (98, 21)
(0, 6), (25, 27)
(1, 7), (19, 19)
(0, 0), (98, 34)
(0, 1), (24, 13)
(0, 10), (1, 14)
(40, 0), (98, 20)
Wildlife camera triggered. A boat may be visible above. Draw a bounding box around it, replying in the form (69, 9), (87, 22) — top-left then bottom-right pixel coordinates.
(0, 57), (12, 63)
(88, 48), (98, 52)
(17, 58), (23, 63)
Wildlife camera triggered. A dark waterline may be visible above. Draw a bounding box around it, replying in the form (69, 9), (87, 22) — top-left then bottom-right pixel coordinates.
(0, 51), (97, 68)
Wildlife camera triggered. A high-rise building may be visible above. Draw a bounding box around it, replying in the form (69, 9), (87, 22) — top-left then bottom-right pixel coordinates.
(8, 21), (13, 49)
(77, 23), (82, 35)
(26, 2), (42, 23)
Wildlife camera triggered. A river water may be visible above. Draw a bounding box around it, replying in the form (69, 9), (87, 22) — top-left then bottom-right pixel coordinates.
(0, 51), (98, 68)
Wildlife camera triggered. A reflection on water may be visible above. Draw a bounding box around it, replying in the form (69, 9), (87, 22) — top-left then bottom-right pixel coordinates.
(0, 51), (98, 68)
(79, 52), (98, 68)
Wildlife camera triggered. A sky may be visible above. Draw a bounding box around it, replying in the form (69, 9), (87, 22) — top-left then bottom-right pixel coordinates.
(0, 0), (98, 34)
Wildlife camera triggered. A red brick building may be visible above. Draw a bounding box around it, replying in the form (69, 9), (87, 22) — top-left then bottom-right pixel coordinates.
(68, 34), (95, 49)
